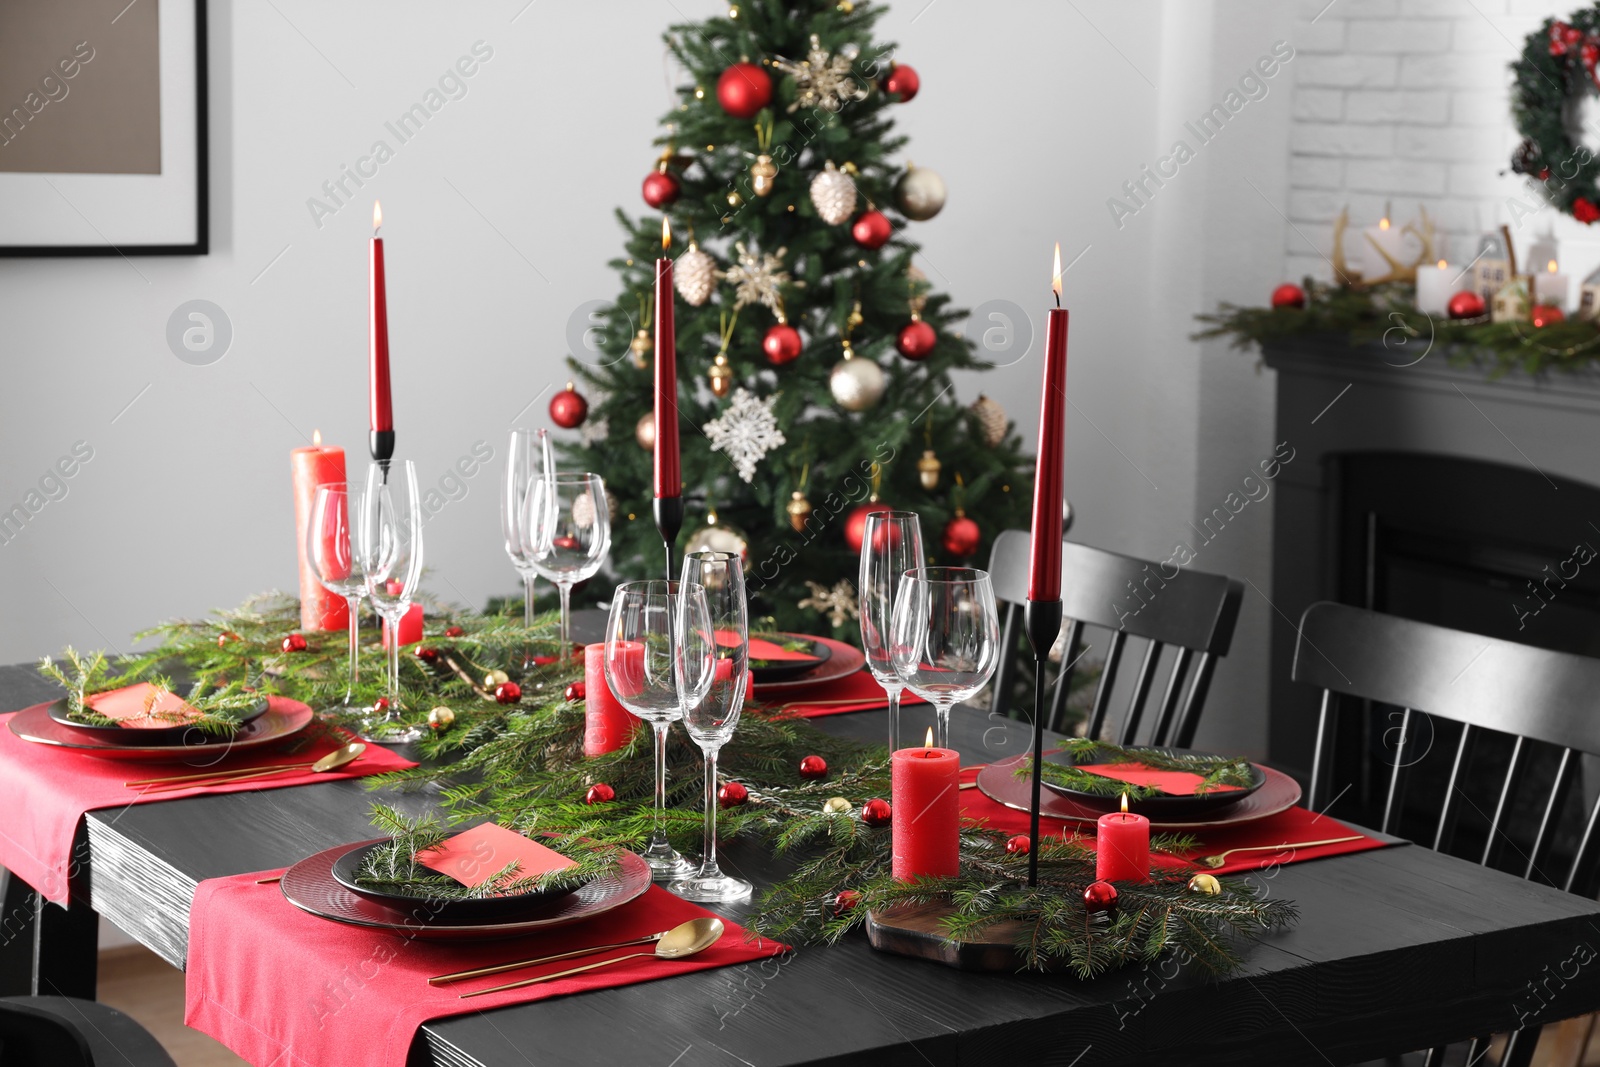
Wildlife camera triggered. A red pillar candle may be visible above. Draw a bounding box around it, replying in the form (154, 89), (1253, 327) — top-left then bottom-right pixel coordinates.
(890, 728), (961, 881)
(381, 582), (424, 649)
(1027, 244), (1070, 603)
(653, 217), (680, 499)
(290, 432), (349, 633)
(370, 201), (394, 437)
(1095, 794), (1151, 883)
(585, 641), (642, 756)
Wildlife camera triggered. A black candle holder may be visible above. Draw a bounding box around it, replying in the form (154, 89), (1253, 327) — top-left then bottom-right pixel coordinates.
(653, 495), (683, 582)
(1023, 597), (1063, 887)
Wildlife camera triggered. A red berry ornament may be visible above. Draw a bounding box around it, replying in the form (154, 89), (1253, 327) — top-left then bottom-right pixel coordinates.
(1083, 880), (1119, 914)
(494, 682), (522, 705)
(799, 754), (828, 779)
(942, 513), (981, 559)
(880, 63), (920, 102)
(861, 798), (892, 827)
(1006, 834), (1031, 856)
(281, 633), (307, 653)
(444, 625), (465, 638)
(416, 646), (439, 664)
(565, 681), (586, 702)
(896, 319), (937, 360)
(843, 502), (893, 554)
(642, 167), (680, 209)
(718, 781), (749, 808)
(1270, 283), (1306, 309)
(852, 210), (892, 250)
(217, 630), (242, 648)
(763, 322), (803, 366)
(716, 62), (772, 118)
(549, 382), (589, 429)
(1532, 304), (1566, 328)
(1447, 291), (1486, 320)
(585, 782), (615, 805)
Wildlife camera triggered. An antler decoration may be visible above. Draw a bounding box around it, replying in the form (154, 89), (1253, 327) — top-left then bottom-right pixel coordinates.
(1335, 204), (1435, 287)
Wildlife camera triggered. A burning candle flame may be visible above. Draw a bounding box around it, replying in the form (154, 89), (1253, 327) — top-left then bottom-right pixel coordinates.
(662, 216), (672, 251)
(312, 429), (322, 447)
(1549, 259), (1559, 273)
(1051, 242), (1062, 304)
(924, 726), (934, 750)
(1437, 259), (1447, 270)
(1120, 792), (1129, 814)
(1380, 201), (1391, 230)
(372, 201), (383, 233)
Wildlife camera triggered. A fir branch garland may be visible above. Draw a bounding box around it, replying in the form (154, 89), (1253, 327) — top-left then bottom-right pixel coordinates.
(1021, 739), (1257, 801)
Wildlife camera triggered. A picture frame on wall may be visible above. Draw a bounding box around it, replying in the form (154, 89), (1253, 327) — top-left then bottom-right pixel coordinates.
(0, 0), (208, 256)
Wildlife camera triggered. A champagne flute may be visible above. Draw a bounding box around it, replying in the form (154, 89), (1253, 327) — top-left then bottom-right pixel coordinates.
(858, 511), (925, 751)
(671, 551), (753, 902)
(889, 567), (1000, 750)
(527, 472), (610, 655)
(502, 429), (542, 665)
(308, 483), (367, 714)
(358, 461), (426, 743)
(604, 580), (709, 880)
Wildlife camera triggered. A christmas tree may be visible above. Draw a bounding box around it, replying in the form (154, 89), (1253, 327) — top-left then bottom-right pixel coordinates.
(559, 0), (1033, 633)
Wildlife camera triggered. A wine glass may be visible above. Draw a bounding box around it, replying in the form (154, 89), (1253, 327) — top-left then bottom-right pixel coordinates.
(604, 580), (710, 880)
(858, 511), (925, 751)
(357, 461), (425, 743)
(308, 483), (368, 714)
(526, 472), (610, 655)
(502, 429), (543, 665)
(671, 551), (753, 902)
(889, 567), (1000, 750)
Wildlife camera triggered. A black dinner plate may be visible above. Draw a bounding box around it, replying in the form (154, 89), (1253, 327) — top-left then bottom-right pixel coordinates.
(45, 695), (270, 746)
(1039, 746), (1267, 818)
(748, 635), (833, 683)
(329, 840), (591, 923)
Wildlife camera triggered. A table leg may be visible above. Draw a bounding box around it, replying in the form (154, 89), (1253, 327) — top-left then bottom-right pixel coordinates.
(0, 867), (97, 998)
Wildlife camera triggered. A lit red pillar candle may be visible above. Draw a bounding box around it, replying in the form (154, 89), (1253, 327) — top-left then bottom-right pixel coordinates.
(653, 217), (680, 499)
(1095, 794), (1150, 883)
(369, 201), (395, 469)
(290, 431), (349, 633)
(1028, 243), (1069, 602)
(891, 728), (961, 881)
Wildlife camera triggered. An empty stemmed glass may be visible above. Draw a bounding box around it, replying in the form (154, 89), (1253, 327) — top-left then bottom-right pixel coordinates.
(527, 472), (610, 656)
(889, 567), (1000, 750)
(858, 511), (925, 751)
(357, 461), (426, 743)
(308, 483), (368, 714)
(671, 551), (753, 903)
(605, 580), (710, 880)
(502, 429), (544, 665)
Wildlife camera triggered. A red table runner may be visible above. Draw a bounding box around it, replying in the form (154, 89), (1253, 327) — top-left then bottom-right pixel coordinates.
(185, 873), (786, 1067)
(0, 701), (415, 904)
(756, 670), (929, 718)
(959, 765), (1392, 875)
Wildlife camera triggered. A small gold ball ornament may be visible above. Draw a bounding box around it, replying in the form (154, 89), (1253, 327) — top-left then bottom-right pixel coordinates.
(1187, 873), (1222, 896)
(636, 411), (657, 451)
(837, 0), (854, 10)
(427, 706), (455, 731)
(683, 508), (750, 561)
(751, 154), (778, 197)
(917, 448), (942, 490)
(727, 189), (744, 209)
(709, 353), (734, 398)
(630, 328), (652, 369)
(485, 669), (510, 688)
(823, 796), (853, 814)
(787, 490), (814, 532)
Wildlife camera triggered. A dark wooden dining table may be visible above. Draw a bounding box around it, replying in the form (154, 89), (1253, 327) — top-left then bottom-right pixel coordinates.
(4, 627), (1600, 1066)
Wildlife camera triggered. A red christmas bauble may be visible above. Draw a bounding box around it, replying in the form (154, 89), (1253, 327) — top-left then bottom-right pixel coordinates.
(444, 625), (465, 638)
(861, 798), (892, 827)
(281, 633), (307, 653)
(415, 646), (439, 664)
(834, 889), (861, 914)
(585, 782), (615, 805)
(1576, 197), (1600, 224)
(763, 323), (803, 365)
(371, 697), (390, 714)
(494, 682), (522, 705)
(1006, 834), (1031, 855)
(1083, 880), (1119, 914)
(217, 630), (241, 648)
(880, 63), (920, 102)
(852, 210), (892, 250)
(565, 681), (586, 702)
(549, 385), (589, 428)
(1447, 290), (1485, 320)
(718, 781), (749, 808)
(1532, 304), (1566, 328)
(896, 319), (937, 360)
(642, 168), (680, 209)
(1270, 283), (1306, 309)
(716, 62), (772, 118)
(799, 754), (828, 779)
(844, 502), (893, 554)
(942, 514), (981, 558)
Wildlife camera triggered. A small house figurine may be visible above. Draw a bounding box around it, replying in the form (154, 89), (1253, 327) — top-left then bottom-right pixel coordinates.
(1473, 230), (1512, 302)
(1577, 265), (1600, 320)
(1491, 276), (1531, 323)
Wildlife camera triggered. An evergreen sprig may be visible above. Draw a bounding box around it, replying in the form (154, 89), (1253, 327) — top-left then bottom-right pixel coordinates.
(39, 648), (264, 736)
(1022, 739), (1257, 801)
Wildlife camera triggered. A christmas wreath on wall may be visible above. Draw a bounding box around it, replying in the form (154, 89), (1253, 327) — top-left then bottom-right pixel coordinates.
(1512, 8), (1600, 223)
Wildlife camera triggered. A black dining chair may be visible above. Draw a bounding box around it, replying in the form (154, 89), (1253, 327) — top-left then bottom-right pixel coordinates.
(985, 530), (1244, 746)
(1294, 600), (1600, 1067)
(0, 995), (176, 1066)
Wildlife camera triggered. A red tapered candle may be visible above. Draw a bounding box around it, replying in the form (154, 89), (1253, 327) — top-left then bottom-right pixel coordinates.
(289, 432), (349, 633)
(1095, 794), (1150, 882)
(1028, 244), (1069, 603)
(653, 217), (680, 499)
(891, 728), (961, 881)
(369, 201), (393, 435)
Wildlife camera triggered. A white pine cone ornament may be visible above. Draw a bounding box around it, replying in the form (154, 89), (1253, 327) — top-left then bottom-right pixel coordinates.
(971, 393), (1007, 447)
(675, 243), (717, 307)
(810, 161), (857, 226)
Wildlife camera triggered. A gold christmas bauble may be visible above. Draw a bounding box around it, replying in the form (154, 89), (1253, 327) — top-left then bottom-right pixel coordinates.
(829, 348), (886, 411)
(684, 513), (750, 562)
(917, 448), (942, 490)
(485, 669), (510, 687)
(970, 393), (1007, 447)
(631, 328), (652, 369)
(894, 163), (947, 221)
(810, 160), (857, 225)
(823, 796), (852, 814)
(676, 244), (717, 307)
(1187, 873), (1222, 896)
(427, 706), (455, 730)
(636, 411), (656, 450)
(709, 354), (734, 398)
(786, 490), (814, 532)
(751, 154), (778, 197)
(727, 189), (744, 208)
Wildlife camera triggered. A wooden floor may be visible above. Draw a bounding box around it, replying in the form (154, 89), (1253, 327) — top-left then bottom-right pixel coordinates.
(97, 946), (246, 1067)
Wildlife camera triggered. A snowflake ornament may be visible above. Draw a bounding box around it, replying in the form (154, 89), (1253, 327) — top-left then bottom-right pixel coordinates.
(704, 388), (786, 483)
(799, 579), (859, 629)
(720, 243), (789, 312)
(580, 415), (610, 446)
(772, 35), (869, 113)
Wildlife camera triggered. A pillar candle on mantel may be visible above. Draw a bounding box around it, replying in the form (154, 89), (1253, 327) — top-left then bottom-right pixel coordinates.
(1028, 244), (1070, 602)
(891, 728), (960, 881)
(584, 641), (642, 756)
(1095, 793), (1151, 883)
(653, 217), (680, 499)
(1414, 259), (1452, 316)
(290, 431), (349, 632)
(370, 201), (395, 467)
(1535, 258), (1571, 309)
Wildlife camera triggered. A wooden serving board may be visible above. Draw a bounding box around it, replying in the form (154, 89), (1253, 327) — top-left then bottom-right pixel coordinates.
(865, 901), (1048, 972)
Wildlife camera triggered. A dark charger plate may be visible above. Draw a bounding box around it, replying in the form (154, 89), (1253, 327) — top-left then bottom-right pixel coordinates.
(1039, 746), (1267, 819)
(45, 695), (269, 745)
(749, 635), (833, 683)
(329, 840), (591, 923)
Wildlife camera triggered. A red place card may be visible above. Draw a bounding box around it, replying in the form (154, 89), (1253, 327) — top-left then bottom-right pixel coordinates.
(416, 823), (574, 893)
(1077, 763), (1242, 797)
(86, 683), (201, 730)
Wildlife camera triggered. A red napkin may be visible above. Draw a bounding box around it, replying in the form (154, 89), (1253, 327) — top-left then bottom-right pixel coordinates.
(185, 874), (786, 1067)
(85, 683), (202, 729)
(746, 637), (820, 661)
(0, 701), (415, 904)
(754, 670), (929, 718)
(1076, 763), (1242, 796)
(417, 822), (575, 889)
(958, 765), (1390, 875)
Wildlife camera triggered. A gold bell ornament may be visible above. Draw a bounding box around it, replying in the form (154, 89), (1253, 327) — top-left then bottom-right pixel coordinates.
(750, 115), (778, 197)
(708, 310), (739, 398)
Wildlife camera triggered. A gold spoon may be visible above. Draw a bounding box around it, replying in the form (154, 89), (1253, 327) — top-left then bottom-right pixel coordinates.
(459, 917), (723, 999)
(429, 927), (677, 985)
(1194, 835), (1364, 869)
(128, 743), (366, 791)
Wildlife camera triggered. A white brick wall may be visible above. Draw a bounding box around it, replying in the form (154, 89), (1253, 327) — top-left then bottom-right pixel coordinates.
(1284, 0), (1600, 283)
